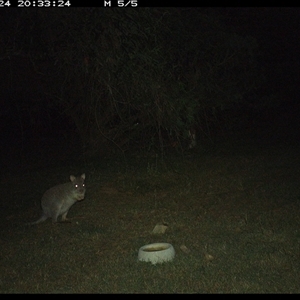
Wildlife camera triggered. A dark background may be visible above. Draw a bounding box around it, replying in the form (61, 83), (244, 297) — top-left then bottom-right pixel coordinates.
(222, 7), (300, 99)
(1, 7), (299, 172)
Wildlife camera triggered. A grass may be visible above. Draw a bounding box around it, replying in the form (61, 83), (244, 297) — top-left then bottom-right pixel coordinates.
(1, 134), (300, 293)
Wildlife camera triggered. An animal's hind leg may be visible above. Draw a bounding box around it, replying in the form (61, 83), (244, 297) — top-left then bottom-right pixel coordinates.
(51, 211), (61, 223)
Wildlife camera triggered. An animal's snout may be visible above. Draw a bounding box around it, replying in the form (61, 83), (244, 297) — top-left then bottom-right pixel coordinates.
(75, 190), (85, 201)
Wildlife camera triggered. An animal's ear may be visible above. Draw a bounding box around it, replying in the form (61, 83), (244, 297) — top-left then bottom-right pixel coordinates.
(81, 173), (86, 180)
(70, 175), (76, 182)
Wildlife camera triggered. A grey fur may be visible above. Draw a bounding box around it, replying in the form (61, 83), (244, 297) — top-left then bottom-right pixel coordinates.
(28, 173), (86, 225)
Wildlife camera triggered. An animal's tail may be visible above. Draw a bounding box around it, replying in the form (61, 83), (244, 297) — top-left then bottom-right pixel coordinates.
(26, 214), (48, 226)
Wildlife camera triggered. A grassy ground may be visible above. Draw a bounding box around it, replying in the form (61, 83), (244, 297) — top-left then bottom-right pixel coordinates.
(1, 133), (300, 293)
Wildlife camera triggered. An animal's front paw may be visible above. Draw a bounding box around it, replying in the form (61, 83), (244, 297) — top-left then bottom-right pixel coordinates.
(61, 217), (72, 223)
(63, 221), (72, 223)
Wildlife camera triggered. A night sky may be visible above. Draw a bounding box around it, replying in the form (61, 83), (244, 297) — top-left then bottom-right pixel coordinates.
(1, 7), (300, 170)
(222, 7), (300, 98)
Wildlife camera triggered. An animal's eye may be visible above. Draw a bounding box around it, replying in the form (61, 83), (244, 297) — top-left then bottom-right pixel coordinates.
(75, 184), (78, 188)
(82, 184), (85, 187)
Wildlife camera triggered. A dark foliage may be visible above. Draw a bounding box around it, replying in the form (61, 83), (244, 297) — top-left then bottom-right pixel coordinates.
(1, 8), (263, 156)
